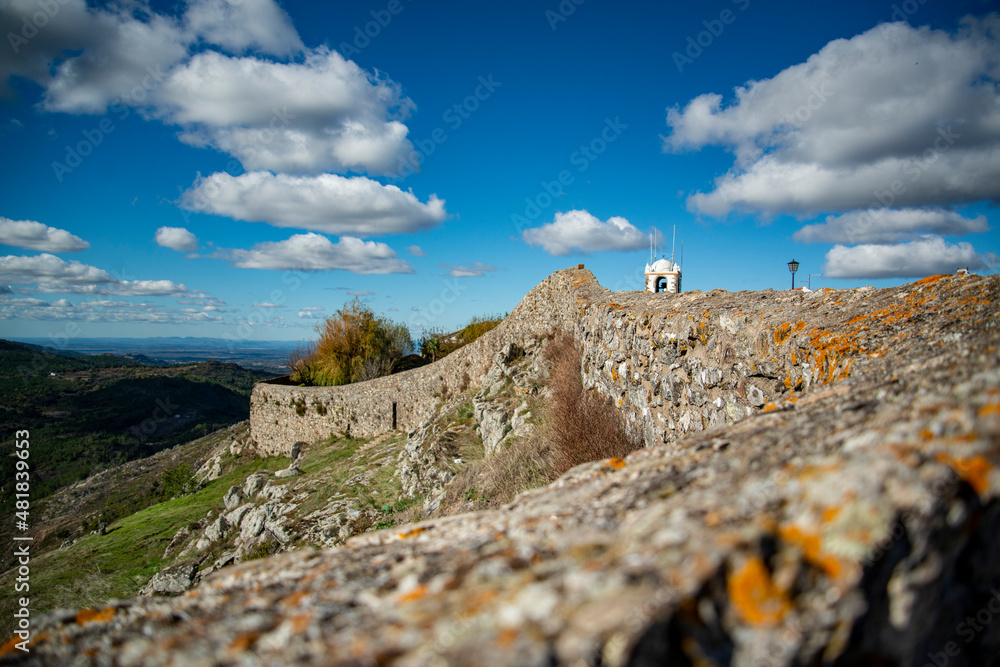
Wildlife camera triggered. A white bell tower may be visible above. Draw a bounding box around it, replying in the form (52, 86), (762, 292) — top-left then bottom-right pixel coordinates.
(644, 226), (682, 294)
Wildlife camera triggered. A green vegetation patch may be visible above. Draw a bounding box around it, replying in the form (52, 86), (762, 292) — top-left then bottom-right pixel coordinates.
(0, 452), (289, 638)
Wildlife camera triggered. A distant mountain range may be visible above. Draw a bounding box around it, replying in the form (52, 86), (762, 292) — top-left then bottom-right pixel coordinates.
(13, 337), (304, 375)
(0, 339), (279, 501)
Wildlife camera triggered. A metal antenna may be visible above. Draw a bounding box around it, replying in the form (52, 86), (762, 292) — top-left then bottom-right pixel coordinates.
(670, 225), (676, 267)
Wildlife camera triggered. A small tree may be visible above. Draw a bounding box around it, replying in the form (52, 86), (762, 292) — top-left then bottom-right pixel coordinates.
(289, 298), (412, 386)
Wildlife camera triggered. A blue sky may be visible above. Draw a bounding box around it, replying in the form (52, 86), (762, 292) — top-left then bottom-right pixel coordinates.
(1, 0), (998, 343)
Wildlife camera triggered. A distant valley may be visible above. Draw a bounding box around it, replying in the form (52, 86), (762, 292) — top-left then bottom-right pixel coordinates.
(0, 339), (280, 501)
(14, 336), (303, 376)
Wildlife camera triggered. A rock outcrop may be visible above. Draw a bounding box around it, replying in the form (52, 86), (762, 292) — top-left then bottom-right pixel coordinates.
(11, 270), (1000, 666)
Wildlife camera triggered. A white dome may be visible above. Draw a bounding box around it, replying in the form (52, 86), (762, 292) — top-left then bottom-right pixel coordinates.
(648, 259), (678, 273)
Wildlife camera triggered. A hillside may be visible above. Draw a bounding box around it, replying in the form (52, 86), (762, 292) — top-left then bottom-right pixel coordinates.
(0, 341), (274, 500)
(6, 269), (1000, 666)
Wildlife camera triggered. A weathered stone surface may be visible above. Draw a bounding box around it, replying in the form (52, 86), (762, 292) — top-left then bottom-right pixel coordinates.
(224, 503), (252, 528)
(239, 506), (267, 543)
(242, 472), (269, 498)
(202, 515), (228, 543)
(222, 485), (242, 511)
(274, 465), (302, 479)
(22, 270), (1000, 666)
(136, 562), (199, 598)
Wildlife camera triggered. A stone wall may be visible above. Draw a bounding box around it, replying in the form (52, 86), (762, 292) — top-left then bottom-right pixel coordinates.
(249, 268), (578, 455)
(251, 267), (973, 456)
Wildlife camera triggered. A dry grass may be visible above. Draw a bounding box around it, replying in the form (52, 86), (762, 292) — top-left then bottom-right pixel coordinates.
(438, 429), (556, 511)
(435, 331), (640, 514)
(544, 332), (641, 475)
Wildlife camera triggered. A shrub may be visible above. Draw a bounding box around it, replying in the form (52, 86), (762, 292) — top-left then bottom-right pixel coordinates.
(245, 540), (277, 561)
(418, 314), (505, 362)
(289, 298), (412, 386)
(459, 314), (504, 344)
(157, 462), (196, 502)
(544, 332), (641, 474)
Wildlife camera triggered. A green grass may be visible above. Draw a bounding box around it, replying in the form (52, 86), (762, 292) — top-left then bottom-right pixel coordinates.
(0, 453), (289, 639)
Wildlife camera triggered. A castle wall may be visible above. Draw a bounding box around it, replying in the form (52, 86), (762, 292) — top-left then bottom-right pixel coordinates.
(250, 266), (899, 456)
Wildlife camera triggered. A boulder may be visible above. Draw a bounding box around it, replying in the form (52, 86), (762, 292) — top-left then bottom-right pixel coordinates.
(223, 485), (243, 511)
(242, 472), (269, 498)
(138, 562), (199, 597)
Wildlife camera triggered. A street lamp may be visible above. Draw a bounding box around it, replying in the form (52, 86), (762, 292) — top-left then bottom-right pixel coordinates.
(788, 259), (799, 289)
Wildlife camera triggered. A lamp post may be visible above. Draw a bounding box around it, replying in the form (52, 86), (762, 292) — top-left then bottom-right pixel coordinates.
(788, 259), (799, 289)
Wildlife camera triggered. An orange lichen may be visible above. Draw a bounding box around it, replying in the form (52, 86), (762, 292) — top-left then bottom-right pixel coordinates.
(0, 636), (25, 657)
(763, 403), (778, 412)
(728, 556), (792, 626)
(398, 584), (428, 604)
(916, 274), (945, 285)
(228, 632), (260, 652)
(936, 454), (993, 496)
(603, 457), (627, 470)
(290, 614), (312, 633)
(398, 526), (428, 540)
(498, 627), (519, 647)
(779, 525), (843, 579)
(461, 589), (498, 616)
(978, 403), (1000, 417)
(281, 591), (308, 608)
(74, 608), (115, 625)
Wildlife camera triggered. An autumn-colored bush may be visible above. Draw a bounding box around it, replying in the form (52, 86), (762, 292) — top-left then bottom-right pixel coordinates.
(289, 298), (412, 386)
(543, 332), (641, 475)
(418, 313), (505, 362)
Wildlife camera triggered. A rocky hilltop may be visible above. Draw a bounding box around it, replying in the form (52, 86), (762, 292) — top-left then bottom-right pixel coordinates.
(8, 268), (1000, 666)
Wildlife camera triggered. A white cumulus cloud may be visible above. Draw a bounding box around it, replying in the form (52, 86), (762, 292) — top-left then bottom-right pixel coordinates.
(0, 253), (193, 296)
(665, 17), (1000, 218)
(823, 236), (998, 279)
(155, 226), (199, 252)
(1, 1), (414, 176)
(231, 233), (413, 274)
(795, 208), (990, 244)
(522, 210), (647, 256)
(156, 49), (414, 175)
(181, 171), (447, 236)
(184, 0), (303, 56)
(0, 217), (90, 252)
(441, 261), (498, 278)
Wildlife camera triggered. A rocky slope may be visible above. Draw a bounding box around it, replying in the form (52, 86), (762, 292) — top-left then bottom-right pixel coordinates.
(6, 270), (1000, 666)
(138, 338), (552, 595)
